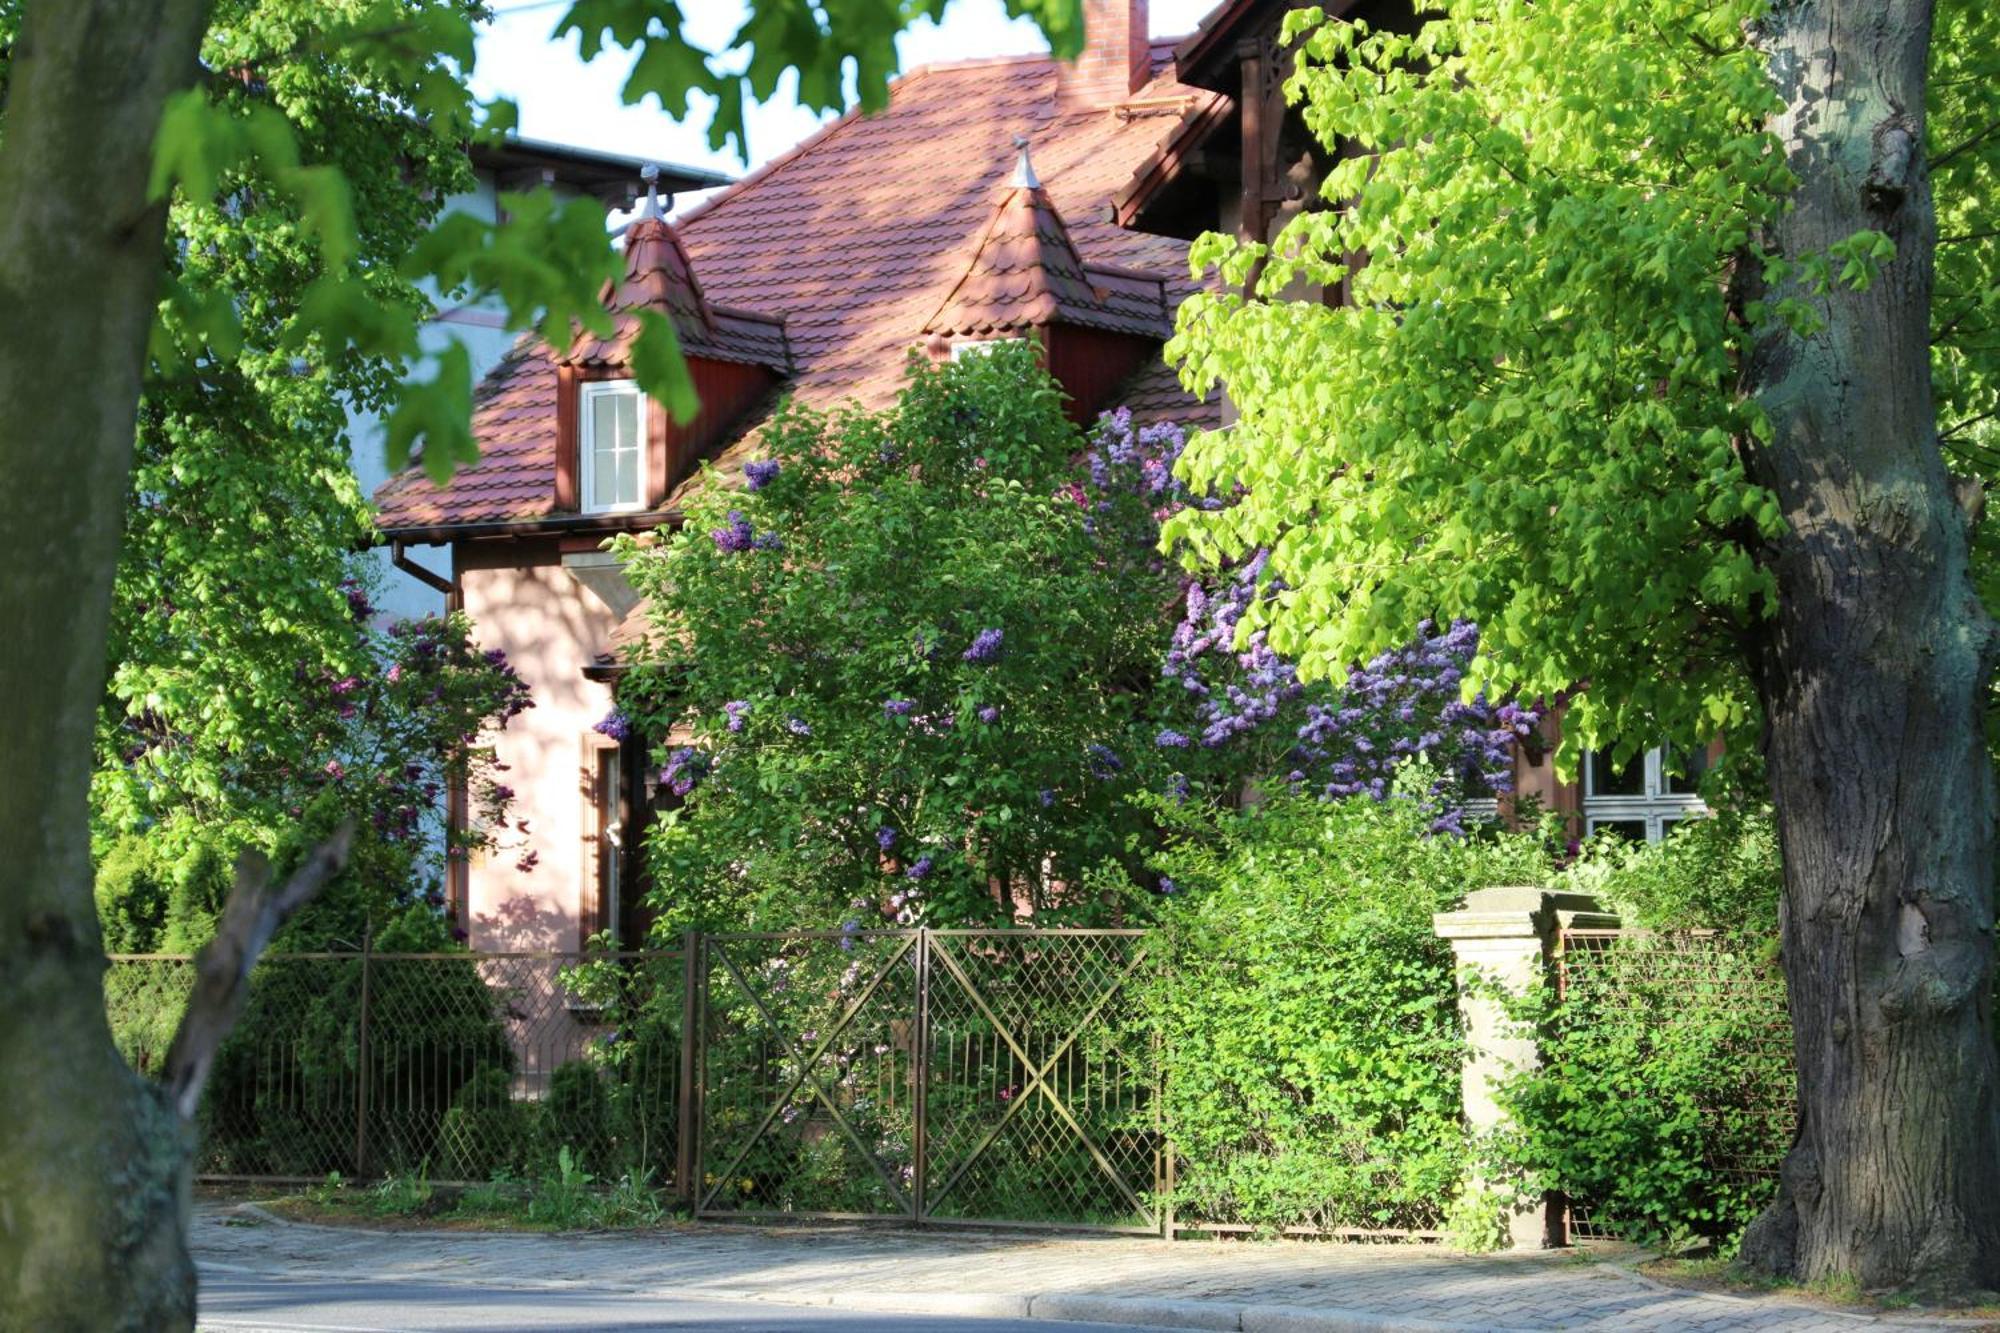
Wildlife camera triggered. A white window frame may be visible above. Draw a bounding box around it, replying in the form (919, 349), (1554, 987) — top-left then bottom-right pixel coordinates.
(949, 336), (1030, 361)
(1582, 746), (1708, 844)
(579, 379), (646, 515)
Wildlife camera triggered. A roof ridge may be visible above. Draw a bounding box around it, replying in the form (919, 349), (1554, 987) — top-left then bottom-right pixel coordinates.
(921, 182), (1028, 334)
(708, 301), (788, 326)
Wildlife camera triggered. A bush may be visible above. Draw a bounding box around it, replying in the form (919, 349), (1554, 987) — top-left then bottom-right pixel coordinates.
(437, 1066), (535, 1181)
(546, 1061), (615, 1173)
(1143, 778), (1553, 1233)
(1498, 929), (1792, 1250)
(93, 830), (236, 955)
(1494, 812), (1790, 1250)
(1565, 807), (1782, 936)
(198, 912), (516, 1177)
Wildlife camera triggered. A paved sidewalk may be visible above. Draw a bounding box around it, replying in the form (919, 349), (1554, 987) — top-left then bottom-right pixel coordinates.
(192, 1204), (1985, 1332)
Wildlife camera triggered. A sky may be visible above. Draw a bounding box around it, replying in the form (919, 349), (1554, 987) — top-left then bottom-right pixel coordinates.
(471, 0), (1219, 212)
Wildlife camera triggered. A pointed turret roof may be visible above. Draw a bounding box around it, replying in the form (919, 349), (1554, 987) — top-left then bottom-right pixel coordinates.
(569, 168), (791, 372)
(924, 138), (1170, 341)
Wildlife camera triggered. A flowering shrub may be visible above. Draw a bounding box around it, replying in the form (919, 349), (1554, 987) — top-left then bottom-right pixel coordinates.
(1082, 406), (1536, 825)
(94, 603), (532, 949)
(611, 346), (1183, 929)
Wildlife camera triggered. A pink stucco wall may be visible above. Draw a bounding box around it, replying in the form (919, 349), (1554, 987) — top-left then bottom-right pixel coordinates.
(458, 540), (620, 954)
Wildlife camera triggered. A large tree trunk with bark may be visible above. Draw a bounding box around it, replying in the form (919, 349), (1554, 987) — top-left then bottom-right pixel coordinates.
(1739, 0), (2000, 1295)
(0, 1), (212, 1327)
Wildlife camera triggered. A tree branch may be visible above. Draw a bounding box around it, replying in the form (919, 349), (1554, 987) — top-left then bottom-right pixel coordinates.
(1931, 119), (2000, 172)
(162, 822), (352, 1120)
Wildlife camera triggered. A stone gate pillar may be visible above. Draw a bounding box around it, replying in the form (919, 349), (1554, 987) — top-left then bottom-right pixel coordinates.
(1433, 885), (1617, 1249)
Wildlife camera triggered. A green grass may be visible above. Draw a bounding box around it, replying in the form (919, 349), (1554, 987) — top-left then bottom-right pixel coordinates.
(278, 1153), (681, 1231)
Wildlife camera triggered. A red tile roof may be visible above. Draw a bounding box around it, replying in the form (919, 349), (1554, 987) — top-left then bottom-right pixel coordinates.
(376, 40), (1224, 538)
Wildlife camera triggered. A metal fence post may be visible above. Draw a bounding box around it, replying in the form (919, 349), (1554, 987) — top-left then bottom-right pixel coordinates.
(353, 924), (373, 1179)
(911, 927), (930, 1224)
(676, 930), (700, 1210)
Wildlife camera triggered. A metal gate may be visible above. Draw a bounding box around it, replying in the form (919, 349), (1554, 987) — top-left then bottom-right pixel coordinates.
(693, 928), (1159, 1233)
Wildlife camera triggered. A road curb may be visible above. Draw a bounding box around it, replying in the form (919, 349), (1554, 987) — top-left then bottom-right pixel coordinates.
(1030, 1293), (1241, 1329)
(828, 1290), (1034, 1319)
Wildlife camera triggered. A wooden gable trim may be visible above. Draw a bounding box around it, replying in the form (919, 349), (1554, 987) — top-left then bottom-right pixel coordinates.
(646, 384), (670, 509)
(555, 363), (581, 510)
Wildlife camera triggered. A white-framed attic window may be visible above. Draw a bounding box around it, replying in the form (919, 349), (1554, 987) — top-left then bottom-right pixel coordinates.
(948, 336), (1030, 361)
(581, 379), (645, 514)
(1582, 745), (1709, 844)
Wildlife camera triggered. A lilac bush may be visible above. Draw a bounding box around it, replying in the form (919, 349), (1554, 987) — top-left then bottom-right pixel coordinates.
(1087, 407), (1536, 825)
(610, 352), (1538, 937)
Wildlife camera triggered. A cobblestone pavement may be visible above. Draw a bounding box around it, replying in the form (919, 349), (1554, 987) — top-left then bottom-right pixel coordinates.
(192, 1204), (1989, 1332)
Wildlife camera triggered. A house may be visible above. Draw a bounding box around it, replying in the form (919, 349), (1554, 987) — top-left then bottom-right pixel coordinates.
(1111, 0), (1714, 841)
(352, 137), (729, 623)
(372, 0), (1226, 952)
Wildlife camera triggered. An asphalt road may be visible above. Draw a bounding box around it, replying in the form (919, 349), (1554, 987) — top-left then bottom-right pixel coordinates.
(197, 1273), (1175, 1333)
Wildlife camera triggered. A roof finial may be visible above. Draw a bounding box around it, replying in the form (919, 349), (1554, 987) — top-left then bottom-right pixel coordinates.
(639, 163), (668, 221)
(1010, 134), (1040, 190)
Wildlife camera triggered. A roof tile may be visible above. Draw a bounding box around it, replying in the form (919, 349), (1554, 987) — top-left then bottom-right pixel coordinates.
(376, 41), (1221, 536)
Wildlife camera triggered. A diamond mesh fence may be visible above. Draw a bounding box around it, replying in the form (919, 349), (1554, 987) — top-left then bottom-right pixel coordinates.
(105, 927), (1789, 1240)
(697, 931), (920, 1219)
(1555, 929), (1794, 1241)
(922, 931), (1158, 1232)
(694, 929), (1156, 1231)
(103, 950), (687, 1187)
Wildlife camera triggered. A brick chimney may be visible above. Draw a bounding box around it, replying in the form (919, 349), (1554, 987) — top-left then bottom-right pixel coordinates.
(1062, 0), (1150, 104)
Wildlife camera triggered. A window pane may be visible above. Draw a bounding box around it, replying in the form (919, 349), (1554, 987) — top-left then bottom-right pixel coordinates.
(1589, 818), (1649, 844)
(1664, 744), (1710, 795)
(588, 388), (641, 508)
(614, 445), (637, 506)
(1586, 749), (1645, 797)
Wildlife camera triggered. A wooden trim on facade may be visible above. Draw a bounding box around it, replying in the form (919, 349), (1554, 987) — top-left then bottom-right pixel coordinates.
(554, 363), (581, 510)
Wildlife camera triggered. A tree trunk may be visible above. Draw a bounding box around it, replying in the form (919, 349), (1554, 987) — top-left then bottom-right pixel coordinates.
(1739, 0), (2000, 1295)
(0, 1), (213, 1328)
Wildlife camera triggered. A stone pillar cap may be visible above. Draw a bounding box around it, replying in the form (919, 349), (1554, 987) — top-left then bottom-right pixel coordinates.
(1433, 886), (1614, 940)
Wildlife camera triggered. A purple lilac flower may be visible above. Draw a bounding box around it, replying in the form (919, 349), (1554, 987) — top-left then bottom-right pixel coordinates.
(962, 628), (1004, 663)
(1039, 788), (1055, 807)
(977, 706), (999, 724)
(711, 510), (754, 552)
(751, 531), (785, 552)
(723, 699), (749, 732)
(905, 855), (934, 880)
(877, 827), (897, 851)
(883, 698), (916, 717)
(662, 746), (707, 797)
(340, 578), (374, 621)
(1087, 745), (1123, 778)
(1158, 876), (1178, 895)
(743, 458), (781, 491)
(1155, 728), (1190, 748)
(593, 710), (633, 742)
(787, 716), (812, 737)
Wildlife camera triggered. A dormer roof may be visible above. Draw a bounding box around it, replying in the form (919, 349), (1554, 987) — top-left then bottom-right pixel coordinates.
(923, 143), (1170, 342)
(568, 209), (790, 374)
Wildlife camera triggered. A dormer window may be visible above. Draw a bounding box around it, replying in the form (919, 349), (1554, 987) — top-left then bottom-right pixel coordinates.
(949, 336), (1029, 361)
(581, 380), (645, 513)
